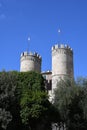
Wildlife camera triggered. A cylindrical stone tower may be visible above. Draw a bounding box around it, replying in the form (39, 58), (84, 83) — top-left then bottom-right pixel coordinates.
(20, 51), (42, 72)
(51, 44), (74, 100)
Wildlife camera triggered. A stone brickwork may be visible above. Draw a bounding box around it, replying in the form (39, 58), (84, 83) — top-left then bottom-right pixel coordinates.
(20, 51), (42, 72)
(51, 44), (74, 101)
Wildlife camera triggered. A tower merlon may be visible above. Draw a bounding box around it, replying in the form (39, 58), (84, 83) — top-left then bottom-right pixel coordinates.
(21, 51), (28, 57)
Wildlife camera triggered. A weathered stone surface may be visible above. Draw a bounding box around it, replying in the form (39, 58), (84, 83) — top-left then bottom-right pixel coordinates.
(20, 51), (42, 72)
(51, 44), (74, 100)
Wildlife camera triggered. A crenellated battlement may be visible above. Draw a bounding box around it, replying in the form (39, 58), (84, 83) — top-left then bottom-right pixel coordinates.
(20, 51), (42, 60)
(52, 44), (73, 51)
(20, 51), (42, 72)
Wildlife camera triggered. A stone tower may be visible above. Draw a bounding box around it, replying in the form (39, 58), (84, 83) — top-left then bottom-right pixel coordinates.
(20, 51), (42, 72)
(51, 44), (74, 100)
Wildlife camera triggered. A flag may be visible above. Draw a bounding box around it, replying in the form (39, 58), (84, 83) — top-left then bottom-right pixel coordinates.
(28, 37), (30, 41)
(58, 29), (61, 33)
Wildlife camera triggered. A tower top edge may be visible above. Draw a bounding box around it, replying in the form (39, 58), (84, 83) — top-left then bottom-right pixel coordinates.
(20, 51), (42, 59)
(52, 44), (73, 51)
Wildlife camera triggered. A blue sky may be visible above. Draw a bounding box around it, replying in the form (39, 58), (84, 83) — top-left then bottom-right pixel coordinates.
(0, 0), (87, 78)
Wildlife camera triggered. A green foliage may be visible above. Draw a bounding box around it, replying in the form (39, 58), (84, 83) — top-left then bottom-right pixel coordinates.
(76, 77), (87, 87)
(20, 90), (48, 124)
(17, 71), (45, 91)
(0, 71), (17, 129)
(53, 78), (87, 130)
(0, 71), (49, 130)
(0, 70), (87, 130)
(54, 79), (79, 119)
(78, 77), (87, 120)
(18, 71), (55, 130)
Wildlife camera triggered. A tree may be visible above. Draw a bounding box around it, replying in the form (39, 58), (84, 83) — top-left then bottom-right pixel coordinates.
(0, 71), (17, 129)
(18, 71), (57, 130)
(53, 78), (87, 130)
(0, 71), (24, 130)
(0, 71), (60, 130)
(76, 77), (87, 129)
(17, 71), (45, 92)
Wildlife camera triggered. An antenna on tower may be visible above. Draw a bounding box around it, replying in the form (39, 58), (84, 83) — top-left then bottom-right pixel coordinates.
(27, 36), (30, 52)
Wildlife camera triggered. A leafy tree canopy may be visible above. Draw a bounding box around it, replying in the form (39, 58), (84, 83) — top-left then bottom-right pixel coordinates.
(0, 71), (57, 130)
(53, 78), (87, 130)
